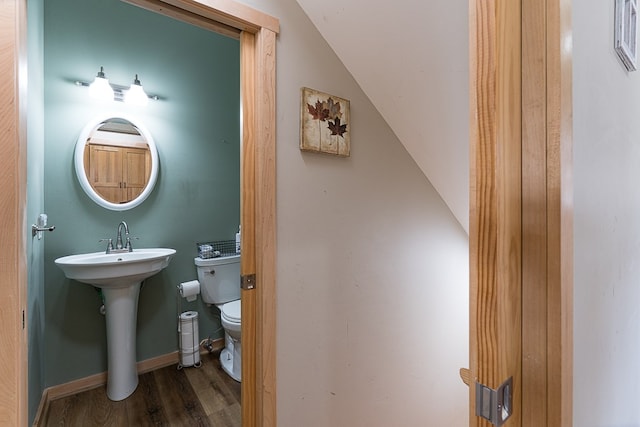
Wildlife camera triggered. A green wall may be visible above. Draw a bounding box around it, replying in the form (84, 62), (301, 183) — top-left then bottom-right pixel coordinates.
(27, 0), (45, 423)
(42, 0), (240, 388)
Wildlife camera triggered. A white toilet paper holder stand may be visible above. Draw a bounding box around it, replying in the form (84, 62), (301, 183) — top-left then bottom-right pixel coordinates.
(176, 284), (202, 369)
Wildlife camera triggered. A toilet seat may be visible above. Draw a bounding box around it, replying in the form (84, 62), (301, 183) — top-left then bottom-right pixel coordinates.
(221, 299), (241, 324)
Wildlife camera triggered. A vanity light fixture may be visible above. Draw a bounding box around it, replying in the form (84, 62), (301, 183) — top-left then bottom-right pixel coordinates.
(87, 66), (115, 101)
(124, 74), (149, 106)
(76, 67), (159, 104)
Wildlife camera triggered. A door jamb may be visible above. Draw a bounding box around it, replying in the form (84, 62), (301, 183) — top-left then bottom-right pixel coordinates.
(521, 1), (573, 424)
(469, 0), (573, 426)
(121, 3), (279, 426)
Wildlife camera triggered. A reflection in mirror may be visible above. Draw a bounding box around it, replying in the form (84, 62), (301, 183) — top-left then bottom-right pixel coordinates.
(75, 114), (158, 211)
(84, 119), (150, 204)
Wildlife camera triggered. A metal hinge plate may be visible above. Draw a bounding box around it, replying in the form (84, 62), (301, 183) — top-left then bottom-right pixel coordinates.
(475, 377), (513, 426)
(241, 274), (256, 290)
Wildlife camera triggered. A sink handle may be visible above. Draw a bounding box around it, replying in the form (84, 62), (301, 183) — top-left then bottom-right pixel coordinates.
(125, 236), (140, 252)
(99, 238), (114, 254)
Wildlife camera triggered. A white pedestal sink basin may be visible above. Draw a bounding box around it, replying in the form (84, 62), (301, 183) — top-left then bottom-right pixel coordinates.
(55, 248), (176, 401)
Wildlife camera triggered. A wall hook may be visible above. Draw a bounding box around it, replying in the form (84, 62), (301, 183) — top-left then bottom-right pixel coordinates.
(32, 214), (55, 239)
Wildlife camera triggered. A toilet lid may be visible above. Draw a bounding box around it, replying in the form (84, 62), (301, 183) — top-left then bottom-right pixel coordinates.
(221, 300), (241, 323)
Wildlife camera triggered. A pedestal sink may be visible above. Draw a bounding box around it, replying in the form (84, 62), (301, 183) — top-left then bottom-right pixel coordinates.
(55, 248), (176, 401)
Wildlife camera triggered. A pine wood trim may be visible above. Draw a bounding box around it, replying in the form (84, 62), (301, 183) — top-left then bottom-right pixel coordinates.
(160, 0), (279, 33)
(240, 29), (258, 426)
(122, 0), (242, 39)
(31, 388), (50, 427)
(521, 1), (573, 426)
(544, 1), (573, 425)
(45, 348), (220, 401)
(521, 0), (548, 423)
(122, 0), (279, 36)
(0, 1), (28, 426)
(472, 0), (573, 426)
(254, 27), (277, 427)
(469, 0), (522, 425)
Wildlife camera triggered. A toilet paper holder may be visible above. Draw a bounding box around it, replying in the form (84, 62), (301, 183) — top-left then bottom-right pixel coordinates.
(175, 284), (202, 369)
(178, 280), (200, 302)
(31, 214), (55, 240)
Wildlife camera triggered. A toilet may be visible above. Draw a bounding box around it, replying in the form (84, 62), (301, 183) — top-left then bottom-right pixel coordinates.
(194, 254), (242, 382)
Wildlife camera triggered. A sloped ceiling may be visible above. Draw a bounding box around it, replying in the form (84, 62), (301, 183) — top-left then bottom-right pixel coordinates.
(295, 0), (469, 233)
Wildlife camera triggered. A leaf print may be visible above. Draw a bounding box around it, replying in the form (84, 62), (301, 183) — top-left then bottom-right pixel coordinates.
(301, 88), (350, 156)
(328, 117), (348, 137)
(326, 97), (342, 120)
(307, 100), (330, 121)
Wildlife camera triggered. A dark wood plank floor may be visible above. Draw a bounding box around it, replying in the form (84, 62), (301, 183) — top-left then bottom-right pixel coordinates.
(42, 352), (240, 427)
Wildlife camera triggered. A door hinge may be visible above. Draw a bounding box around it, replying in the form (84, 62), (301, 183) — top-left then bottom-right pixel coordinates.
(475, 377), (512, 426)
(241, 274), (256, 290)
(22, 310), (25, 329)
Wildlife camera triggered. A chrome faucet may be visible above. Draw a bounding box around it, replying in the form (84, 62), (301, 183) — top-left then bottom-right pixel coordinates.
(115, 221), (132, 252)
(100, 221), (137, 253)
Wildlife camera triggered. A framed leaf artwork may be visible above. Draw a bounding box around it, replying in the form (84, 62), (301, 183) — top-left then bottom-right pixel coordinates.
(615, 0), (638, 71)
(300, 87), (351, 157)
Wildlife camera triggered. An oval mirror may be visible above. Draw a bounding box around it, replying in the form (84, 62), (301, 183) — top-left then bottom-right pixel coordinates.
(75, 113), (159, 211)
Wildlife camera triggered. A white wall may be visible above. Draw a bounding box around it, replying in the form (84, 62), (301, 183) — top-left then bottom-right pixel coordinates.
(239, 1), (470, 425)
(574, 2), (640, 426)
(295, 0), (470, 232)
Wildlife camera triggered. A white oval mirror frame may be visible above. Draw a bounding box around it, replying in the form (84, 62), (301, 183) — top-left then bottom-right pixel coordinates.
(74, 113), (159, 211)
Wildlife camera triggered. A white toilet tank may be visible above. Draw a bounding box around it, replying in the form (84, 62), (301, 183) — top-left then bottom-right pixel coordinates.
(194, 254), (240, 305)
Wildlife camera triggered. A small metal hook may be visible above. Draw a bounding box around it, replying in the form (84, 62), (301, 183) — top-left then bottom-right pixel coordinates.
(32, 224), (55, 239)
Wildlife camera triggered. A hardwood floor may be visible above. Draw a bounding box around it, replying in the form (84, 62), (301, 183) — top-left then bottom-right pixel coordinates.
(40, 352), (240, 426)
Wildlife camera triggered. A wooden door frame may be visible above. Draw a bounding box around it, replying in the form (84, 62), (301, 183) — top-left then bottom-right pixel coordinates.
(1, 0), (279, 426)
(469, 0), (573, 426)
(0, 0), (28, 426)
(129, 5), (279, 426)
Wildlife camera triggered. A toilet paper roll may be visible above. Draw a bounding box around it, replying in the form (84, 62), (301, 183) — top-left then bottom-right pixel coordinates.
(180, 310), (198, 321)
(179, 311), (200, 367)
(179, 280), (200, 302)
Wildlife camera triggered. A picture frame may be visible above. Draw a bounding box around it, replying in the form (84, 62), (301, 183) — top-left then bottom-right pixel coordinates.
(300, 87), (351, 157)
(615, 0), (638, 71)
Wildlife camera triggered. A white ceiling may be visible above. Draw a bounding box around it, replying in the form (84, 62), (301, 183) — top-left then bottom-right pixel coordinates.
(295, 0), (470, 232)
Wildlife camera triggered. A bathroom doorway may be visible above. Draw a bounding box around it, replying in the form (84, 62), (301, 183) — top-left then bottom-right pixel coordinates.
(112, 2), (278, 423)
(0, 1), (277, 426)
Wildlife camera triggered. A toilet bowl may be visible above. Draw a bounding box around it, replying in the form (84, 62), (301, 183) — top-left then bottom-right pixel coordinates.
(194, 254), (242, 382)
(219, 299), (241, 381)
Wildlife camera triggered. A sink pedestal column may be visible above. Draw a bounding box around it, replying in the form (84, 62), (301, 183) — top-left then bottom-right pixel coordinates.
(102, 282), (141, 401)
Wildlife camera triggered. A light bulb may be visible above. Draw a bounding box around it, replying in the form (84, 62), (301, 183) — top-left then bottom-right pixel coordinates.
(88, 67), (114, 101)
(124, 74), (149, 106)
